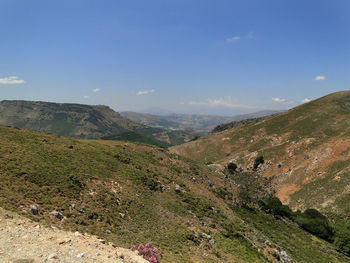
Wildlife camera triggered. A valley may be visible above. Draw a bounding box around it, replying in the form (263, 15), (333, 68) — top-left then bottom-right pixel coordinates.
(0, 102), (349, 262)
(121, 111), (279, 134)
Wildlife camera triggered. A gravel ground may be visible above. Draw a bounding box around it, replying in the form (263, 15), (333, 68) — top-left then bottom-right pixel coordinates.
(0, 208), (148, 263)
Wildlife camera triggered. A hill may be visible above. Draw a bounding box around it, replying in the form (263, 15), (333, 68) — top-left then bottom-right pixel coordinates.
(211, 116), (271, 133)
(0, 100), (197, 146)
(171, 91), (350, 219)
(120, 111), (280, 134)
(0, 125), (349, 262)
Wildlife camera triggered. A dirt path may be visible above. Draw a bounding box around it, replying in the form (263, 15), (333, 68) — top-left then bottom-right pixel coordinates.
(0, 208), (148, 263)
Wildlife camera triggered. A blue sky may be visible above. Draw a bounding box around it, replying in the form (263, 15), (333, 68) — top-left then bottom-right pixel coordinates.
(1, 0), (349, 115)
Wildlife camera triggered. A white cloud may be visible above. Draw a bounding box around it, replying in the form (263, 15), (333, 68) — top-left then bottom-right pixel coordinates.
(301, 98), (311, 103)
(226, 32), (255, 43)
(136, 89), (155, 96)
(93, 88), (100, 93)
(226, 36), (240, 43)
(314, 75), (326, 81)
(247, 32), (254, 39)
(189, 98), (255, 109)
(83, 95), (89, 99)
(272, 97), (287, 102)
(0, 76), (25, 85)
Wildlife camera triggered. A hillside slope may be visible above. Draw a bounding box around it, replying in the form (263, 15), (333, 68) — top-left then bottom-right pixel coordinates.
(0, 100), (196, 146)
(0, 125), (348, 262)
(171, 91), (350, 219)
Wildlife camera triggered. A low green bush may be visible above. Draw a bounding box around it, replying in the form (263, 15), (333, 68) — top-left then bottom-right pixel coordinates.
(253, 156), (264, 170)
(227, 162), (238, 174)
(333, 221), (350, 255)
(264, 197), (293, 218)
(294, 209), (334, 242)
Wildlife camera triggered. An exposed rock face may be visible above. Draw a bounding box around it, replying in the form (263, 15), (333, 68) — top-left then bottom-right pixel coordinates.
(30, 205), (38, 215)
(50, 210), (64, 220)
(276, 249), (293, 263)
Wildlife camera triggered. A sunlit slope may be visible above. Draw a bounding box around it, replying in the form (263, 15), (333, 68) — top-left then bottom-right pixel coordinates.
(0, 125), (349, 262)
(171, 91), (350, 218)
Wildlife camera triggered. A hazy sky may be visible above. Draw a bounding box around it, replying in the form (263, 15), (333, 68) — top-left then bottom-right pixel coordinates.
(1, 0), (349, 115)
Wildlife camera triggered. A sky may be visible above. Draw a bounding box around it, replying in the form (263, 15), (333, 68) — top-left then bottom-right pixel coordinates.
(0, 0), (349, 115)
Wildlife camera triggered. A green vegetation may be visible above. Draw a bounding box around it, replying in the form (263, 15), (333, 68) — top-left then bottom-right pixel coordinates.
(0, 125), (267, 262)
(263, 197), (293, 219)
(235, 207), (347, 263)
(102, 131), (169, 147)
(212, 117), (267, 133)
(261, 197), (349, 255)
(294, 209), (334, 242)
(333, 221), (350, 255)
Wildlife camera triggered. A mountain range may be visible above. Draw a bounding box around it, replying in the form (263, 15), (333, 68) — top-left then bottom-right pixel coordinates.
(120, 110), (280, 134)
(0, 100), (198, 146)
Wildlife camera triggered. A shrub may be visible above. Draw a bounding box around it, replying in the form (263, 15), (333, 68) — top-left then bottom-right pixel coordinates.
(130, 243), (163, 263)
(264, 197), (293, 219)
(186, 233), (200, 245)
(294, 209), (334, 242)
(333, 221), (350, 255)
(137, 174), (161, 191)
(212, 187), (232, 200)
(253, 156), (264, 170)
(238, 190), (251, 206)
(227, 162), (238, 174)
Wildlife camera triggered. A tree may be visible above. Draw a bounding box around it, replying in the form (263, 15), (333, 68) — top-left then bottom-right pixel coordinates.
(264, 197), (293, 218)
(333, 221), (350, 255)
(227, 162), (238, 174)
(294, 209), (334, 242)
(253, 156), (264, 170)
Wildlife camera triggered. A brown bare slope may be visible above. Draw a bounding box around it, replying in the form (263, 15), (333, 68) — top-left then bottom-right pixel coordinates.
(171, 91), (350, 219)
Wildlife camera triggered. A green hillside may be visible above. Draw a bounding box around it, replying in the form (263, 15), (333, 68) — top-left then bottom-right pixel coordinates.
(171, 91), (350, 220)
(0, 125), (349, 262)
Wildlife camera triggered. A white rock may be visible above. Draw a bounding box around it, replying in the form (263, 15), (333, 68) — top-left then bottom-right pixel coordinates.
(47, 253), (57, 260)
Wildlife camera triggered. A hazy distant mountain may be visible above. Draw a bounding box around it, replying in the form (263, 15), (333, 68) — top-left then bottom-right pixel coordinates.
(0, 100), (198, 146)
(138, 107), (175, 116)
(121, 110), (280, 133)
